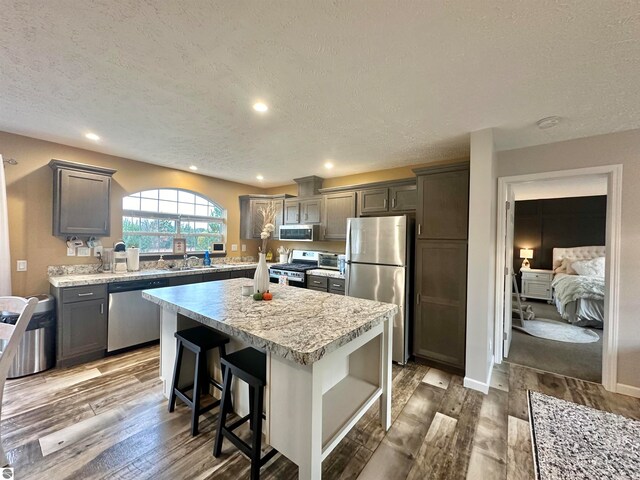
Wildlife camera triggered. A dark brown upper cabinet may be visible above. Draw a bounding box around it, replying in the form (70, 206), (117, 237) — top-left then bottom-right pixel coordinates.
(283, 197), (322, 224)
(49, 159), (116, 237)
(415, 164), (469, 240)
(322, 191), (356, 241)
(358, 188), (389, 215)
(239, 195), (290, 240)
(390, 185), (417, 212)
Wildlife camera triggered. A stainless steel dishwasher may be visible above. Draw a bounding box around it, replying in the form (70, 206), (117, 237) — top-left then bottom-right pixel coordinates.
(107, 278), (169, 352)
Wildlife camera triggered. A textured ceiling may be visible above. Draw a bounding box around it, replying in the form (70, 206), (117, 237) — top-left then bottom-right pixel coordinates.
(1, 1), (639, 187)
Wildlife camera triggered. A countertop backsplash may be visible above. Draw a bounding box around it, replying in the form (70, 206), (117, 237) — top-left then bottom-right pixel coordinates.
(47, 256), (257, 277)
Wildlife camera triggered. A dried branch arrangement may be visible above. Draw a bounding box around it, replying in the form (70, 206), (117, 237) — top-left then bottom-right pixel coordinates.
(258, 203), (277, 253)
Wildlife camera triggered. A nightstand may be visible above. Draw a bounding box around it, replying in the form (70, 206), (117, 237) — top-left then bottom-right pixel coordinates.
(520, 268), (554, 303)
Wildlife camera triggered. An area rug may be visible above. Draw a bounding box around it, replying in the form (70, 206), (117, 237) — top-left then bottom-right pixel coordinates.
(528, 391), (640, 479)
(514, 319), (599, 344)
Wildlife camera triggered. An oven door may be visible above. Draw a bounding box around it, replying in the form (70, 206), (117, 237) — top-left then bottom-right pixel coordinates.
(279, 224), (319, 242)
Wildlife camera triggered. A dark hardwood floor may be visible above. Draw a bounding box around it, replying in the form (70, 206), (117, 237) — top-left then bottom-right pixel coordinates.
(3, 345), (639, 479)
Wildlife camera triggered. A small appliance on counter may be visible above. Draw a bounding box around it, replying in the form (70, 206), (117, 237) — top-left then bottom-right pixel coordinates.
(318, 252), (339, 270)
(113, 241), (128, 273)
(126, 246), (140, 272)
(269, 250), (321, 287)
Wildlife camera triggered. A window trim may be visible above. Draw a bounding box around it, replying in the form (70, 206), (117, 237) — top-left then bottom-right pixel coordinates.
(122, 188), (226, 255)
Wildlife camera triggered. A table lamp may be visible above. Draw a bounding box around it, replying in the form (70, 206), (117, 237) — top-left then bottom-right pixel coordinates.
(520, 248), (533, 269)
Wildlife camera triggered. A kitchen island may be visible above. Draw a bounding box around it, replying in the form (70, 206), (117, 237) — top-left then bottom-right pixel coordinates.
(142, 278), (397, 480)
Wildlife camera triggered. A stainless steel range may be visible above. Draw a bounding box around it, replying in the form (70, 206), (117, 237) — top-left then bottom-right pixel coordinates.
(269, 250), (321, 287)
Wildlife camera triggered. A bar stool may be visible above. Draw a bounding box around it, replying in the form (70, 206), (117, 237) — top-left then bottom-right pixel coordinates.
(168, 326), (230, 436)
(213, 348), (277, 480)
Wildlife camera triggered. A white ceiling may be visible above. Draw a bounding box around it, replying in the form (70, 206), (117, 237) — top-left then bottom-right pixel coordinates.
(1, 2), (639, 187)
(513, 175), (608, 201)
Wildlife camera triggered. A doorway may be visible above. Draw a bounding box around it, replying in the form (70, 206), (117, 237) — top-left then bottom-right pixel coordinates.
(494, 166), (622, 391)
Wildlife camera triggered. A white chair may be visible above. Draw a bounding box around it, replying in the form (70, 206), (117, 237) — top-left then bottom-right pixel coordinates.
(0, 296), (38, 466)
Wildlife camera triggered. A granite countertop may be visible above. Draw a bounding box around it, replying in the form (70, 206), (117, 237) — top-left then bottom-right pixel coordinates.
(142, 278), (397, 365)
(49, 263), (257, 288)
(306, 269), (345, 280)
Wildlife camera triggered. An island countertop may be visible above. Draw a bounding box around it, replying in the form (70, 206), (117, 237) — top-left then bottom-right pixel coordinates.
(142, 278), (398, 365)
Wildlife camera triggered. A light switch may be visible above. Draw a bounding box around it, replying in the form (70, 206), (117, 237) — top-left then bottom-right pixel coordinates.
(77, 247), (91, 257)
(241, 244), (247, 252)
(231, 244), (238, 252)
(16, 260), (27, 272)
(67, 246), (76, 256)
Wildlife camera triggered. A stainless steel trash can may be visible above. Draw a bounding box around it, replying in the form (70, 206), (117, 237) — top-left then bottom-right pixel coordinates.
(0, 294), (56, 378)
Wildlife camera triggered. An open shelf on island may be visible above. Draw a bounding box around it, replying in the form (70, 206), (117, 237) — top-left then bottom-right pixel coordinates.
(322, 374), (381, 456)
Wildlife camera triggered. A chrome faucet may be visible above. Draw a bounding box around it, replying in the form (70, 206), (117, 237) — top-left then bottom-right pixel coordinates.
(182, 254), (200, 269)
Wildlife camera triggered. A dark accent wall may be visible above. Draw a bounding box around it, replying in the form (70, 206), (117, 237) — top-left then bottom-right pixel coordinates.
(513, 196), (607, 275)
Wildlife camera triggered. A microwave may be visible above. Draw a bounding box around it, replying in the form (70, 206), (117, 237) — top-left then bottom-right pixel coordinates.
(318, 253), (339, 270)
(279, 224), (319, 242)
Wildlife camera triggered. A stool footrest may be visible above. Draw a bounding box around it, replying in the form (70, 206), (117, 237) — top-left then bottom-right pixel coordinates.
(221, 427), (278, 467)
(227, 413), (252, 432)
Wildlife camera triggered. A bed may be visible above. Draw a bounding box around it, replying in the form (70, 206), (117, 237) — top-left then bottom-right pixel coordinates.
(551, 246), (605, 328)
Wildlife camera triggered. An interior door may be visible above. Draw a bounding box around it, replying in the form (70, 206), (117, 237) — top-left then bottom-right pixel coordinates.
(503, 186), (516, 358)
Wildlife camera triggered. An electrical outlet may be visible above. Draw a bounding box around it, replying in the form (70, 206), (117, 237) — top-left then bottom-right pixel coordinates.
(231, 244), (238, 252)
(16, 260), (27, 272)
(67, 246), (76, 256)
(94, 245), (104, 257)
(77, 247), (91, 257)
(241, 244), (247, 252)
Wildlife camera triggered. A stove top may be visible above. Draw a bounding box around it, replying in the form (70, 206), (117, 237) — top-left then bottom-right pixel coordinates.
(269, 263), (317, 272)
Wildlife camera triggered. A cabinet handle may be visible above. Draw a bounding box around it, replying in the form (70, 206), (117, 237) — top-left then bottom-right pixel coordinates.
(416, 293), (421, 304)
(417, 224), (421, 236)
(332, 283), (342, 288)
(313, 280), (322, 284)
(305, 212), (308, 221)
(104, 221), (107, 230)
(100, 303), (104, 314)
(392, 197), (396, 208)
(77, 292), (94, 297)
(383, 198), (388, 209)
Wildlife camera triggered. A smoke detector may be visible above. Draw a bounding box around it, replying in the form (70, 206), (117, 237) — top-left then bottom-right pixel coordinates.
(536, 116), (562, 129)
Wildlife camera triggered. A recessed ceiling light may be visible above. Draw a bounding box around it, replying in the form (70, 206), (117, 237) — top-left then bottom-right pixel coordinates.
(189, 165), (198, 171)
(256, 174), (264, 181)
(324, 161), (334, 169)
(85, 132), (100, 141)
(253, 102), (268, 113)
(536, 116), (562, 129)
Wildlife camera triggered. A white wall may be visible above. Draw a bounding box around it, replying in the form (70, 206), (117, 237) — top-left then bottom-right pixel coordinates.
(498, 128), (640, 392)
(465, 129), (498, 392)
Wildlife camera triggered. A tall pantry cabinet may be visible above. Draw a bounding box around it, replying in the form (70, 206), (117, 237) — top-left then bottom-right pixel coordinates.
(412, 162), (469, 374)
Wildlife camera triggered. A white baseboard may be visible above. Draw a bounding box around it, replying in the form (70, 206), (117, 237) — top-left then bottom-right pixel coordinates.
(464, 360), (493, 394)
(616, 383), (640, 399)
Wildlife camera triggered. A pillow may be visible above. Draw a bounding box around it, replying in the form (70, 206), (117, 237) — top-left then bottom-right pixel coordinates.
(557, 258), (578, 275)
(571, 257), (605, 277)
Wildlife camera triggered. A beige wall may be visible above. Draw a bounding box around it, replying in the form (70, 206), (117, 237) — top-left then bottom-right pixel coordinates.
(1, 131), (262, 296)
(497, 128), (640, 390)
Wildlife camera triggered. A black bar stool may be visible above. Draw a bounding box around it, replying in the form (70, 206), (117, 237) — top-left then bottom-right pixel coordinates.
(168, 326), (230, 436)
(213, 347), (277, 480)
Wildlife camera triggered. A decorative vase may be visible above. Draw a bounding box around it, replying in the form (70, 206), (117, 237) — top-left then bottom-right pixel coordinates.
(253, 253), (270, 294)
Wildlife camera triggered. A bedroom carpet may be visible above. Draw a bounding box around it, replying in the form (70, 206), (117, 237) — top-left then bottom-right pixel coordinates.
(507, 301), (603, 382)
(515, 319), (600, 343)
(528, 391), (640, 479)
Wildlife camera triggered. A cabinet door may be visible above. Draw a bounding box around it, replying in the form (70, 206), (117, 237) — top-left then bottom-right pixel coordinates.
(61, 298), (107, 359)
(272, 199), (284, 240)
(417, 170), (469, 240)
(168, 274), (204, 286)
(414, 240), (467, 369)
(390, 185), (417, 211)
(322, 192), (356, 241)
(284, 199), (300, 224)
(358, 188), (389, 215)
(203, 271), (231, 282)
(251, 200), (272, 238)
(244, 268), (256, 278)
(301, 198), (322, 224)
(58, 169), (111, 236)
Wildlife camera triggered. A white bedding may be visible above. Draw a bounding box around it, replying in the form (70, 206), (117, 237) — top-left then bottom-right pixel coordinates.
(552, 273), (604, 327)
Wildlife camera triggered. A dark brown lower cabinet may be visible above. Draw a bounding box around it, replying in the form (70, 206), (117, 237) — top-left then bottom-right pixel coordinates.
(414, 240), (467, 371)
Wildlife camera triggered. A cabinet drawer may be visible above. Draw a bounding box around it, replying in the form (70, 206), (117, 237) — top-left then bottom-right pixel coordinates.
(307, 286), (327, 293)
(328, 278), (345, 295)
(307, 276), (328, 290)
(522, 281), (551, 298)
(522, 271), (553, 281)
(62, 285), (107, 304)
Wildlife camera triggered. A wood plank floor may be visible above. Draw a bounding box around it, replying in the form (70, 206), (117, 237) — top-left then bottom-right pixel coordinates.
(3, 345), (639, 479)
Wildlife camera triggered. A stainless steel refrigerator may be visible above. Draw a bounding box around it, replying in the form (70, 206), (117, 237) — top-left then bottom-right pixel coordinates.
(345, 215), (413, 364)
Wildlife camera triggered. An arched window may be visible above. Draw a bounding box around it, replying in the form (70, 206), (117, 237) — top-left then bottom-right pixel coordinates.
(122, 189), (226, 254)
